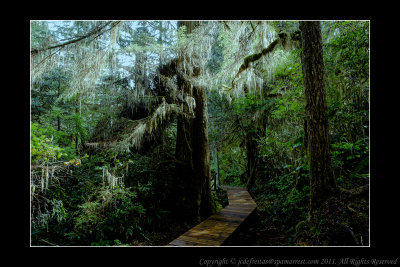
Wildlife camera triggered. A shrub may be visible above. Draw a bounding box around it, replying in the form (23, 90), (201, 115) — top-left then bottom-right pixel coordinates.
(70, 185), (146, 244)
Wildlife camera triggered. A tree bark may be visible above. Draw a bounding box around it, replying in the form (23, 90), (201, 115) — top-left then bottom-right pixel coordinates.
(216, 149), (220, 189)
(75, 100), (80, 155)
(192, 86), (214, 219)
(175, 21), (215, 222)
(57, 79), (61, 132)
(245, 131), (258, 189)
(300, 21), (336, 214)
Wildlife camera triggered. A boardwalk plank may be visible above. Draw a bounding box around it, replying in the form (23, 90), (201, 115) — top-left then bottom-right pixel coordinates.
(182, 230), (231, 240)
(178, 235), (221, 246)
(167, 186), (256, 246)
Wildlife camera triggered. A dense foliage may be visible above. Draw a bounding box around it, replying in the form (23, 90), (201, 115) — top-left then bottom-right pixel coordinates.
(30, 20), (369, 246)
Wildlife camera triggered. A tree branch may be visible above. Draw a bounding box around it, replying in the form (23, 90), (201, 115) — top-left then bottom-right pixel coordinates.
(222, 21), (231, 31)
(31, 21), (119, 55)
(231, 30), (301, 88)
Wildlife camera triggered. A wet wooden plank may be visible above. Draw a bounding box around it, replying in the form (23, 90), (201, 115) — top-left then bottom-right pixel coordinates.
(218, 208), (254, 215)
(207, 215), (245, 223)
(189, 224), (237, 234)
(217, 210), (249, 218)
(182, 230), (231, 240)
(167, 186), (256, 246)
(178, 235), (221, 246)
(168, 239), (200, 246)
(191, 223), (238, 233)
(223, 205), (256, 211)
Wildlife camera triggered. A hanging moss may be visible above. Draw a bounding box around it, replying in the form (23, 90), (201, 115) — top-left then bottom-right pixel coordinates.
(232, 30), (301, 86)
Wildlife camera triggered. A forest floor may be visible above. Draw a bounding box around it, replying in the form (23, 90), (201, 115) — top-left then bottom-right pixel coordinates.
(129, 222), (198, 246)
(127, 189), (229, 246)
(221, 186), (292, 246)
(222, 205), (292, 246)
(127, 187), (292, 246)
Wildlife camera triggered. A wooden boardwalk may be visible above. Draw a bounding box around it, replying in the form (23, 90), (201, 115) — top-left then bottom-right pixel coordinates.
(167, 186), (257, 246)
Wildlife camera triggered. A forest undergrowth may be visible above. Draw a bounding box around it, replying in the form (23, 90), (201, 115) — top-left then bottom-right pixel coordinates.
(30, 20), (369, 246)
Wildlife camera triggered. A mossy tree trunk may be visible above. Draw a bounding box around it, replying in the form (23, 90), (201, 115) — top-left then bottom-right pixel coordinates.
(192, 86), (214, 219)
(57, 78), (61, 132)
(175, 21), (215, 222)
(243, 87), (267, 189)
(245, 131), (258, 189)
(299, 21), (336, 214)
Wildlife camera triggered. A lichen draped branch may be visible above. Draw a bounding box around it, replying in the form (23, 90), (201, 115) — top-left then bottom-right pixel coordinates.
(231, 30), (301, 89)
(31, 21), (120, 55)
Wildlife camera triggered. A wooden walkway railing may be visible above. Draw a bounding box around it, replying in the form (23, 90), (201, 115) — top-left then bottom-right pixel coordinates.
(167, 186), (257, 246)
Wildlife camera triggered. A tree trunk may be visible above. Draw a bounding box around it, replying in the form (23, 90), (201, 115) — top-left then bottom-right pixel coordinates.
(299, 21), (336, 214)
(245, 131), (258, 189)
(134, 51), (147, 97)
(158, 21), (164, 67)
(216, 149), (220, 189)
(192, 86), (214, 219)
(57, 78), (61, 131)
(175, 21), (215, 222)
(75, 103), (80, 156)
